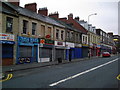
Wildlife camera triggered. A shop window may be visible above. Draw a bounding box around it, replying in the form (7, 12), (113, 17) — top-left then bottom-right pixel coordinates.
(6, 17), (13, 33)
(23, 20), (28, 34)
(32, 22), (37, 35)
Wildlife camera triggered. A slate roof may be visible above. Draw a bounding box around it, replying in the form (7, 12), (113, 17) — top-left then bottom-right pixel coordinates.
(2, 2), (65, 28)
(52, 18), (82, 33)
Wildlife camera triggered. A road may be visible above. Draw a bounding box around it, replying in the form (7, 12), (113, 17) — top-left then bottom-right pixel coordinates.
(2, 55), (120, 88)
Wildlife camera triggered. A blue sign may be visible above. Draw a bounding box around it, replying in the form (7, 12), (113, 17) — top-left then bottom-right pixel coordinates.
(18, 36), (38, 44)
(0, 40), (15, 44)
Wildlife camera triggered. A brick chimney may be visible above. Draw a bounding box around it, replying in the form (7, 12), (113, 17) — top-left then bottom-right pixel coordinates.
(49, 12), (59, 19)
(68, 13), (73, 20)
(25, 3), (37, 12)
(75, 16), (79, 21)
(59, 17), (67, 23)
(108, 32), (113, 37)
(8, 0), (20, 6)
(38, 7), (48, 16)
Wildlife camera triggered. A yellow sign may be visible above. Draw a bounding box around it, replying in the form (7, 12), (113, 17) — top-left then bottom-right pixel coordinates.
(117, 74), (120, 80)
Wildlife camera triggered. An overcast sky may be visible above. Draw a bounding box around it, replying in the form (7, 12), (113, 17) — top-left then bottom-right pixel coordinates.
(19, 0), (119, 35)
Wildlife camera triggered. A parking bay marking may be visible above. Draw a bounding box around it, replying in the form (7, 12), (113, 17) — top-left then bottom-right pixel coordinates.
(49, 58), (118, 87)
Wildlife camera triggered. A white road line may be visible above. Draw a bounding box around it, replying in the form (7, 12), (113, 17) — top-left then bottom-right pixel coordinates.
(49, 58), (119, 87)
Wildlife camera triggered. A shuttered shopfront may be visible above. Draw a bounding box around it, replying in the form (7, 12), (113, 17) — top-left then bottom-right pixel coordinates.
(17, 36), (39, 64)
(0, 33), (15, 66)
(39, 39), (54, 62)
(55, 41), (66, 61)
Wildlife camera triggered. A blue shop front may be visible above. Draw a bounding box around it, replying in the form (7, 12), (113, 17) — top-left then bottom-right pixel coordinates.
(17, 36), (39, 64)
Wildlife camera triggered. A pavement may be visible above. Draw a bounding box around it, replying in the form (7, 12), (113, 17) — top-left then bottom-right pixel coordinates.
(1, 54), (117, 80)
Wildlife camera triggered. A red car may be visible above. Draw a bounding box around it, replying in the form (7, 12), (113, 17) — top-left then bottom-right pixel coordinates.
(102, 52), (111, 57)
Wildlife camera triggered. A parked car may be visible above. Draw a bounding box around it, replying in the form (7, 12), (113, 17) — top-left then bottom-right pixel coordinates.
(102, 52), (111, 57)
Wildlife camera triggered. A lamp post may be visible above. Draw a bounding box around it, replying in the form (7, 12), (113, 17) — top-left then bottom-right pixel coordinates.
(88, 13), (97, 24)
(88, 13), (97, 58)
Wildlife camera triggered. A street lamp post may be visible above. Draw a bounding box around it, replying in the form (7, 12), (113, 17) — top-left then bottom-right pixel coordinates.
(88, 13), (97, 24)
(88, 13), (97, 58)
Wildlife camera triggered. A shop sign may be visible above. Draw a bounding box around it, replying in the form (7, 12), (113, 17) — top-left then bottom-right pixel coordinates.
(40, 39), (54, 45)
(82, 44), (88, 47)
(0, 33), (14, 41)
(66, 42), (75, 48)
(75, 43), (82, 47)
(55, 41), (65, 47)
(18, 36), (38, 43)
(97, 45), (101, 48)
(45, 35), (51, 39)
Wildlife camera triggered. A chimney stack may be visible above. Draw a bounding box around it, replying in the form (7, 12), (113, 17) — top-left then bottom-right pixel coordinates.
(75, 16), (79, 21)
(25, 3), (37, 12)
(68, 13), (73, 20)
(38, 7), (48, 16)
(8, 0), (20, 6)
(49, 12), (59, 19)
(59, 17), (67, 23)
(108, 32), (113, 37)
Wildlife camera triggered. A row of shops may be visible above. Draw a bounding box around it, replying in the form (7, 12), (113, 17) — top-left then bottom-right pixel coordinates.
(1, 33), (115, 66)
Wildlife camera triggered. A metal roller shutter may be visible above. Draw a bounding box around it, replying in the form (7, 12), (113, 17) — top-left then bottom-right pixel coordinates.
(19, 46), (32, 58)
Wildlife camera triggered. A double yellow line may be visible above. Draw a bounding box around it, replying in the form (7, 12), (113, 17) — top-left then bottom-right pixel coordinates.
(0, 74), (13, 82)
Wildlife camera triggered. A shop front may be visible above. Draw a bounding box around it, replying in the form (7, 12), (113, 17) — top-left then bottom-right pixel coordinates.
(82, 44), (89, 58)
(39, 39), (54, 62)
(65, 42), (75, 60)
(74, 43), (82, 59)
(96, 44), (101, 56)
(0, 33), (15, 66)
(17, 36), (39, 64)
(55, 41), (66, 61)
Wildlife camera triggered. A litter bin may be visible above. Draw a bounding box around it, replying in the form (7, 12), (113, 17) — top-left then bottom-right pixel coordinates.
(58, 58), (62, 63)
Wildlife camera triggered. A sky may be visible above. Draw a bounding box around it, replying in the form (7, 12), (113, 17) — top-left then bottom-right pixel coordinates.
(19, 0), (119, 35)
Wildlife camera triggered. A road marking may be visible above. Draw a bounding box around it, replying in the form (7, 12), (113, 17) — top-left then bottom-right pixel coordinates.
(49, 58), (118, 87)
(0, 74), (13, 82)
(117, 74), (120, 80)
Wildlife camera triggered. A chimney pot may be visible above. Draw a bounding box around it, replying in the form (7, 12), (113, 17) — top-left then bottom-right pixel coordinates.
(68, 13), (73, 20)
(75, 16), (79, 21)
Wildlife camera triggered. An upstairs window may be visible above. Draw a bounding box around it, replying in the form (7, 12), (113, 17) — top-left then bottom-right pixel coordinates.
(47, 27), (52, 38)
(56, 29), (59, 40)
(23, 20), (28, 34)
(32, 22), (37, 35)
(41, 25), (45, 37)
(6, 17), (13, 32)
(61, 31), (64, 40)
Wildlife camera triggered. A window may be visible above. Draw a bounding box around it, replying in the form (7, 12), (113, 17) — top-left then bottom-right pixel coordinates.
(79, 34), (82, 43)
(86, 37), (87, 44)
(6, 17), (13, 32)
(61, 31), (64, 40)
(83, 36), (85, 42)
(32, 22), (36, 35)
(56, 29), (59, 39)
(67, 31), (70, 40)
(41, 25), (45, 37)
(47, 27), (51, 36)
(23, 20), (28, 34)
(71, 32), (74, 41)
